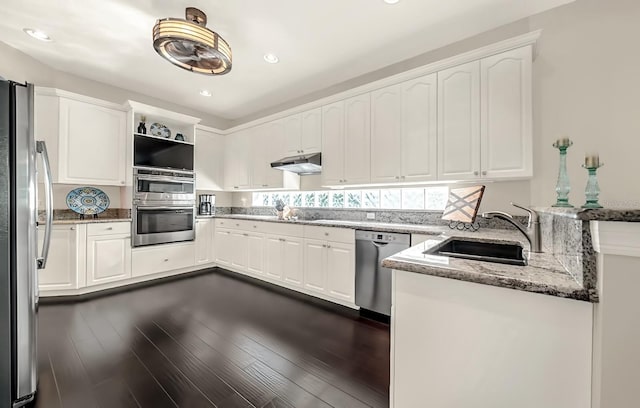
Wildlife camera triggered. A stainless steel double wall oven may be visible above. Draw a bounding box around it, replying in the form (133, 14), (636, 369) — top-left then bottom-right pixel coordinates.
(132, 167), (196, 247)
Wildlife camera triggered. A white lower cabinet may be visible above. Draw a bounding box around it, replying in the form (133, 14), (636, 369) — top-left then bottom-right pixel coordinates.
(392, 271), (593, 408)
(214, 228), (232, 266)
(86, 229), (131, 287)
(264, 235), (303, 288)
(247, 232), (266, 276)
(38, 224), (86, 292)
(282, 237), (304, 287)
(195, 219), (215, 265)
(303, 239), (327, 294)
(132, 242), (195, 278)
(265, 235), (285, 281)
(303, 234), (356, 305)
(326, 243), (355, 302)
(230, 230), (249, 272)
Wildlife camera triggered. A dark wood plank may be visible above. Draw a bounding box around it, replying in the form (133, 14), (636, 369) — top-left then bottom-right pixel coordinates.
(154, 315), (276, 407)
(135, 321), (249, 406)
(36, 270), (391, 408)
(47, 335), (99, 408)
(129, 327), (215, 407)
(243, 361), (332, 408)
(92, 378), (140, 408)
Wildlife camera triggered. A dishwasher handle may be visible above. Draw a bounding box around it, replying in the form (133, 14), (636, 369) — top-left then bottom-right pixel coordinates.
(372, 241), (389, 248)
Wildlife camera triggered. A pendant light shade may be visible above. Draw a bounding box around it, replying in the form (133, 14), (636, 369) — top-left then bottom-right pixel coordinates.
(153, 7), (232, 75)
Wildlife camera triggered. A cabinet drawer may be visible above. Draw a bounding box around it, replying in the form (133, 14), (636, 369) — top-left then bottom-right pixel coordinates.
(87, 222), (131, 237)
(215, 219), (250, 230)
(132, 243), (195, 277)
(304, 226), (354, 244)
(266, 222), (303, 238)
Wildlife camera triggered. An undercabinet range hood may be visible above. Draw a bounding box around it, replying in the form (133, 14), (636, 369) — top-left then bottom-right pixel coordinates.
(271, 153), (321, 175)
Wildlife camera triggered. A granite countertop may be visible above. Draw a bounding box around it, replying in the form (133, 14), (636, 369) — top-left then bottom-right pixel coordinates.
(209, 214), (448, 235)
(535, 207), (640, 222)
(382, 228), (592, 302)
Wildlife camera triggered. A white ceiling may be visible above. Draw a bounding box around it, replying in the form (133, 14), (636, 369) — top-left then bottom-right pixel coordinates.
(0, 0), (572, 122)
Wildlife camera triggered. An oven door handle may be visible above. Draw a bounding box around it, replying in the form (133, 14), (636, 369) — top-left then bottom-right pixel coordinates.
(136, 206), (194, 211)
(135, 175), (194, 184)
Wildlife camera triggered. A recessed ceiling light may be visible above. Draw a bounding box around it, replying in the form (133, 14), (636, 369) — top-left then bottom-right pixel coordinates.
(384, 0), (400, 4)
(263, 53), (279, 64)
(23, 28), (52, 42)
(199, 89), (212, 97)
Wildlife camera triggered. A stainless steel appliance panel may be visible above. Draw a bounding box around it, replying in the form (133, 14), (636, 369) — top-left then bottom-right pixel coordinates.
(355, 230), (410, 316)
(134, 169), (195, 203)
(133, 205), (195, 247)
(0, 81), (40, 407)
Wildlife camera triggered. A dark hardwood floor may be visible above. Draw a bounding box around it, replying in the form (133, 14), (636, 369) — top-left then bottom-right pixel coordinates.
(35, 269), (390, 408)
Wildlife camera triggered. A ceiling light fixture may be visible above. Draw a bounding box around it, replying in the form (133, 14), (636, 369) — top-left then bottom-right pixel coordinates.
(199, 89), (212, 97)
(263, 53), (279, 64)
(153, 7), (232, 75)
(23, 28), (52, 42)
(383, 0), (400, 4)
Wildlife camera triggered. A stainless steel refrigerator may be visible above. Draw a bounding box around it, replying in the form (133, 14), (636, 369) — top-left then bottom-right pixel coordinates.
(0, 80), (53, 407)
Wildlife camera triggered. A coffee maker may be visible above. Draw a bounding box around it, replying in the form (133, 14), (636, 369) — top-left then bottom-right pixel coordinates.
(198, 194), (215, 216)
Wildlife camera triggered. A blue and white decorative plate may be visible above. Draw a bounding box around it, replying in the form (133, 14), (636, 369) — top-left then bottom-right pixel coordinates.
(66, 187), (110, 216)
(150, 122), (171, 138)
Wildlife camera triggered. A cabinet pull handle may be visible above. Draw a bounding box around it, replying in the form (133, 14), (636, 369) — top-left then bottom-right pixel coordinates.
(106, 227), (113, 230)
(324, 232), (329, 236)
(474, 171), (479, 176)
(253, 225), (257, 228)
(70, 227), (75, 231)
(482, 171), (487, 176)
(244, 233), (249, 237)
(322, 244), (327, 248)
(164, 258), (169, 262)
(327, 245), (331, 249)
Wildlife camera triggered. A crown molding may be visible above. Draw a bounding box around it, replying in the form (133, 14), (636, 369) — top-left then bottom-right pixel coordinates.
(125, 100), (201, 125)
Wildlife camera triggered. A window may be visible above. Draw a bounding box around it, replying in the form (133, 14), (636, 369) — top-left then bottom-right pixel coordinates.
(252, 187), (449, 211)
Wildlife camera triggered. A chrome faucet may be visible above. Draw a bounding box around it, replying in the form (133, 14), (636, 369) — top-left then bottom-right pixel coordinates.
(481, 203), (542, 253)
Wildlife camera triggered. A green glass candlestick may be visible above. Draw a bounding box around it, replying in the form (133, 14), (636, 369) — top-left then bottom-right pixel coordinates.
(582, 163), (604, 209)
(552, 140), (574, 207)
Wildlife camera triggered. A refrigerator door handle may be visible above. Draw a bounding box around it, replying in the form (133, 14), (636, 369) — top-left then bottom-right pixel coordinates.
(36, 141), (53, 269)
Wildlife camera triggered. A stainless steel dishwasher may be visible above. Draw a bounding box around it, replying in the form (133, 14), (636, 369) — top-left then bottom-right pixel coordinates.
(355, 230), (411, 316)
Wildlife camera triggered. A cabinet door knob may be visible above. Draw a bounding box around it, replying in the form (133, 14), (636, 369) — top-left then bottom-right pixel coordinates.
(70, 227), (75, 230)
(106, 227), (113, 230)
(322, 244), (327, 248)
(327, 245), (331, 249)
(164, 258), (169, 262)
(244, 233), (248, 237)
(474, 171), (479, 176)
(401, 176), (406, 179)
(253, 225), (257, 228)
(482, 171), (487, 176)
(324, 232), (329, 236)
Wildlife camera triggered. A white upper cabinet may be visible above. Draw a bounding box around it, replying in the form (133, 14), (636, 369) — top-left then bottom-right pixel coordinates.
(195, 127), (225, 191)
(480, 46), (533, 179)
(35, 89), (127, 186)
(283, 114), (303, 156)
(344, 94), (371, 184)
(321, 101), (345, 186)
(224, 129), (252, 190)
(401, 74), (438, 182)
(437, 61), (481, 181)
(322, 94), (371, 186)
(370, 73), (438, 184)
(437, 47), (533, 181)
(284, 108), (322, 157)
(371, 85), (402, 184)
(300, 108), (322, 154)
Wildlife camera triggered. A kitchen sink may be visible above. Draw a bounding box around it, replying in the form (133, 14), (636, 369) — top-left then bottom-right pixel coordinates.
(426, 239), (527, 266)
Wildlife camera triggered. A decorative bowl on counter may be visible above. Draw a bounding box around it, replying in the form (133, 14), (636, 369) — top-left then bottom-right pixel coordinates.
(66, 187), (110, 217)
